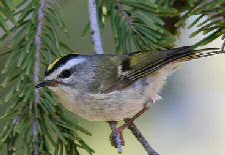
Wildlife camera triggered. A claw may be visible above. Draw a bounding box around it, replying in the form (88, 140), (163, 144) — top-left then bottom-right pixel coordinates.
(108, 104), (149, 150)
(110, 128), (125, 148)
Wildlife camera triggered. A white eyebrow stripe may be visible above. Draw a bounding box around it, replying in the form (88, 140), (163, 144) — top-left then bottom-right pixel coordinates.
(45, 58), (86, 80)
(60, 58), (86, 71)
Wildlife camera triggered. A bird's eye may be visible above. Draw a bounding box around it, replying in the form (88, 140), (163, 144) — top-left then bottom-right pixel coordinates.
(60, 69), (71, 78)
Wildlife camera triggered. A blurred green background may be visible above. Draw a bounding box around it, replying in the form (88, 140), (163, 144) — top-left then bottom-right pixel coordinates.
(1, 0), (225, 155)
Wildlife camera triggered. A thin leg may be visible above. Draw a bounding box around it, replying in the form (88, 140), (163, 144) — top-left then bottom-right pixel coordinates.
(117, 104), (149, 133)
(109, 104), (149, 148)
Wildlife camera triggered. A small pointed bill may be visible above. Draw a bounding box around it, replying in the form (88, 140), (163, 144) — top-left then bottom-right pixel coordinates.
(35, 80), (59, 88)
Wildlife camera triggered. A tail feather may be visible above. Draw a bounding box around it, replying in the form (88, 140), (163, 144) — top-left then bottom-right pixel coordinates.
(127, 47), (224, 81)
(176, 48), (223, 62)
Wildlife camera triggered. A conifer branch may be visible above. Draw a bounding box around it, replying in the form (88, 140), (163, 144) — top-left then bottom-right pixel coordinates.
(125, 119), (159, 155)
(114, 0), (138, 34)
(0, 1), (93, 154)
(0, 1), (224, 155)
(33, 0), (47, 154)
(177, 0), (225, 48)
(88, 0), (104, 54)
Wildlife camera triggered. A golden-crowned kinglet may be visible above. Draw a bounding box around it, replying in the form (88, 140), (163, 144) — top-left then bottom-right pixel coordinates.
(36, 46), (223, 122)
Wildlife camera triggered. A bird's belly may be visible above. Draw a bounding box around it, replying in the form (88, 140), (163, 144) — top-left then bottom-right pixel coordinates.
(58, 81), (151, 121)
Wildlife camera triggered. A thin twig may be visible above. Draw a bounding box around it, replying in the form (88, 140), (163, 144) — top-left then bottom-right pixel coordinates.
(221, 34), (225, 52)
(125, 119), (159, 155)
(109, 122), (123, 154)
(114, 0), (138, 34)
(33, 0), (47, 155)
(88, 0), (104, 54)
(66, 140), (75, 155)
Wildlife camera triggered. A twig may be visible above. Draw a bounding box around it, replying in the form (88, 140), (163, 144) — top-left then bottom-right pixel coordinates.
(125, 119), (159, 155)
(67, 140), (75, 155)
(221, 34), (225, 52)
(33, 0), (47, 154)
(109, 122), (123, 154)
(114, 0), (138, 34)
(88, 0), (104, 54)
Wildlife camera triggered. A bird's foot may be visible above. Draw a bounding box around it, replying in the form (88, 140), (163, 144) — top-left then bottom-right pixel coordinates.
(110, 127), (125, 148)
(109, 104), (149, 148)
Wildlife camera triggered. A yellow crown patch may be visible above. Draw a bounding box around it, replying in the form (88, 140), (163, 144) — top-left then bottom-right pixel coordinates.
(45, 53), (79, 76)
(47, 56), (63, 72)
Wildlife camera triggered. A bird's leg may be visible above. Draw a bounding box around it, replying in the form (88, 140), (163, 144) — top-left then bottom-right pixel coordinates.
(110, 104), (149, 146)
(108, 121), (125, 148)
(110, 104), (149, 147)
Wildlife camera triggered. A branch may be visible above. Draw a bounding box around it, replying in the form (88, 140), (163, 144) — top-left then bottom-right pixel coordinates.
(114, 0), (138, 34)
(66, 140), (75, 155)
(125, 119), (159, 155)
(88, 0), (104, 54)
(33, 0), (47, 154)
(222, 34), (225, 52)
(109, 122), (123, 154)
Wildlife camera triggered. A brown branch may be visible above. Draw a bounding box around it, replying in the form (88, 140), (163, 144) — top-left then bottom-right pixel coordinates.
(114, 0), (138, 34)
(66, 140), (75, 155)
(125, 119), (159, 155)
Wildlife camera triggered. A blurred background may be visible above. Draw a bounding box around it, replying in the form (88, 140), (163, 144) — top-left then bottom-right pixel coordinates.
(1, 0), (225, 155)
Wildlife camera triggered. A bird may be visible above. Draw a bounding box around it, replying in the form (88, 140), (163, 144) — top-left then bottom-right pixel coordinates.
(35, 46), (223, 146)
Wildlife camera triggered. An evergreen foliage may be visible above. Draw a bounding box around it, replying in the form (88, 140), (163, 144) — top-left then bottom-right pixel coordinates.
(0, 0), (93, 154)
(88, 0), (178, 53)
(177, 0), (225, 48)
(0, 0), (224, 155)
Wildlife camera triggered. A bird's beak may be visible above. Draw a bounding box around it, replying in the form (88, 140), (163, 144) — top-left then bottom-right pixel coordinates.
(35, 80), (60, 88)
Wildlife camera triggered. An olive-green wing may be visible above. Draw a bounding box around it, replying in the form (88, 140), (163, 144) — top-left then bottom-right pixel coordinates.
(89, 55), (124, 93)
(101, 46), (222, 93)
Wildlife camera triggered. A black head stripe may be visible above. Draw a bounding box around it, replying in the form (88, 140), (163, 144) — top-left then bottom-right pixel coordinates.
(45, 54), (79, 76)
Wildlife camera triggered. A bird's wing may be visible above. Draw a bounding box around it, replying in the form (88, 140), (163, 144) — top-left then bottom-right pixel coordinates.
(101, 46), (222, 93)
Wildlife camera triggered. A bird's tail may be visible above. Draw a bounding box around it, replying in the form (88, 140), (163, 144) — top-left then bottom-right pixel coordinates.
(126, 46), (224, 80)
(173, 47), (224, 63)
(101, 46), (224, 93)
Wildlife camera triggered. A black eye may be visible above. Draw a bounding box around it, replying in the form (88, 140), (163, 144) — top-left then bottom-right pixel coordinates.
(60, 69), (71, 78)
